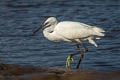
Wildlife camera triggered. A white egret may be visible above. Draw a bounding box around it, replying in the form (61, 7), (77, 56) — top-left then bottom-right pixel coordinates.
(32, 17), (105, 69)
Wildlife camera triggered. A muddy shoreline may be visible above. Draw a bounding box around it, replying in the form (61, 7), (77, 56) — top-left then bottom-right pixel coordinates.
(0, 63), (119, 80)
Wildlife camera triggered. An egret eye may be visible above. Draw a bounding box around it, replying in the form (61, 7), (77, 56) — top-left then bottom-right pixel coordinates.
(44, 22), (50, 26)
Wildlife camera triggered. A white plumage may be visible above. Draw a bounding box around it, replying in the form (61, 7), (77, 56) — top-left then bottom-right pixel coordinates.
(42, 17), (105, 47)
(32, 17), (105, 68)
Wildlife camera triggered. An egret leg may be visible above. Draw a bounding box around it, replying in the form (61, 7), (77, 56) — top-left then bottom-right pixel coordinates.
(66, 43), (87, 68)
(66, 55), (75, 68)
(76, 44), (85, 69)
(78, 40), (88, 52)
(66, 51), (81, 68)
(76, 48), (84, 69)
(66, 50), (84, 68)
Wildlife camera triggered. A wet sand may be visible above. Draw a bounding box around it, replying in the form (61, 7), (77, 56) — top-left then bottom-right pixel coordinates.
(0, 64), (120, 80)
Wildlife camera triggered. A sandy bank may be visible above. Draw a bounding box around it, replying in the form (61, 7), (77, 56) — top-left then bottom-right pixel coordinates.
(0, 63), (120, 80)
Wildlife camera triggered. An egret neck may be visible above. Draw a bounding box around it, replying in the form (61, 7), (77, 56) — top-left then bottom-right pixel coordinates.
(43, 23), (62, 42)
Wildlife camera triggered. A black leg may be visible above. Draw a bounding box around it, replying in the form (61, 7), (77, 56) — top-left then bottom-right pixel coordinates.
(66, 42), (87, 68)
(76, 44), (85, 69)
(76, 50), (84, 69)
(69, 51), (81, 57)
(77, 40), (88, 52)
(66, 51), (82, 68)
(66, 47), (84, 68)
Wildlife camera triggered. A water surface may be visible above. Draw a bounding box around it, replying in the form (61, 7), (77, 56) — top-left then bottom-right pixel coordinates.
(0, 0), (120, 70)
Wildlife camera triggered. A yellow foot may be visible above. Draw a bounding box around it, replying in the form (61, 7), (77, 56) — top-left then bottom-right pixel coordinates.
(66, 56), (75, 68)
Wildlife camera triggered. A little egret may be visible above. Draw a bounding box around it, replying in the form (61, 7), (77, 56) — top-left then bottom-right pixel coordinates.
(32, 17), (105, 69)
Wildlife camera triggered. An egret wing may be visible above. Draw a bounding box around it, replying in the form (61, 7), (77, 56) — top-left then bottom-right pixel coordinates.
(54, 21), (95, 39)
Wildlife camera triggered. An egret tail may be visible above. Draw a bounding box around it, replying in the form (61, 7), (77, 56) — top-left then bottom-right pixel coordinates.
(92, 27), (105, 36)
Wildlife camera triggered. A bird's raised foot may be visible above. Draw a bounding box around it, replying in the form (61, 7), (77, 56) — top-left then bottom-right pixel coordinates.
(66, 55), (74, 68)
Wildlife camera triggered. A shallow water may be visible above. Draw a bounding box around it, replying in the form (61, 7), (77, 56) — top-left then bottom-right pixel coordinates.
(0, 0), (120, 70)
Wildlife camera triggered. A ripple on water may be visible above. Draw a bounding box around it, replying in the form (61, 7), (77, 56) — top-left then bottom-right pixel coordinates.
(0, 0), (120, 70)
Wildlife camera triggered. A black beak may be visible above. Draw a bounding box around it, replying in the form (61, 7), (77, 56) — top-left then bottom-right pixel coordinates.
(29, 22), (49, 36)
(31, 24), (44, 36)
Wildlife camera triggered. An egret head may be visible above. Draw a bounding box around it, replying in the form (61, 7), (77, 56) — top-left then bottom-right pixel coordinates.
(44, 17), (57, 27)
(32, 17), (57, 35)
